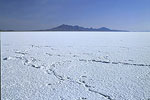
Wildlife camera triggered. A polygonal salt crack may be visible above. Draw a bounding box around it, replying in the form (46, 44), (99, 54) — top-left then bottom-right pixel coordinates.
(88, 89), (114, 100)
(77, 76), (114, 100)
(91, 59), (150, 67)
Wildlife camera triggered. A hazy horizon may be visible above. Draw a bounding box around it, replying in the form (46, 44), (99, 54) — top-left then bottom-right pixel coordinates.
(0, 0), (150, 31)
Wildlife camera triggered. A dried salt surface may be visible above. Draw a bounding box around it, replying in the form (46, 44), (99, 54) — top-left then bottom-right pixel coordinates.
(1, 32), (150, 100)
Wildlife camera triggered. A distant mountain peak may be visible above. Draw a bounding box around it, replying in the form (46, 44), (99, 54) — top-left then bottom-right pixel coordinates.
(50, 24), (89, 31)
(98, 27), (111, 31)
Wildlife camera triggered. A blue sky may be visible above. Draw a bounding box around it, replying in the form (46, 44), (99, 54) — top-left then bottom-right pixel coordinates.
(0, 0), (150, 31)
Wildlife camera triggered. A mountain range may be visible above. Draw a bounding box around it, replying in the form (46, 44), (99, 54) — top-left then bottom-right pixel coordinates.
(44, 24), (128, 32)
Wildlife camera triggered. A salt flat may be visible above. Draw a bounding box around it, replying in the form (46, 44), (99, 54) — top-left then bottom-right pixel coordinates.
(1, 32), (150, 100)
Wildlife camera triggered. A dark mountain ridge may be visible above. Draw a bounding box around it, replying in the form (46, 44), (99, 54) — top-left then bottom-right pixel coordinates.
(46, 24), (128, 31)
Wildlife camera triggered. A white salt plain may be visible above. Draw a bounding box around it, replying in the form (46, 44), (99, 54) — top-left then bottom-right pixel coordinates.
(1, 32), (150, 100)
